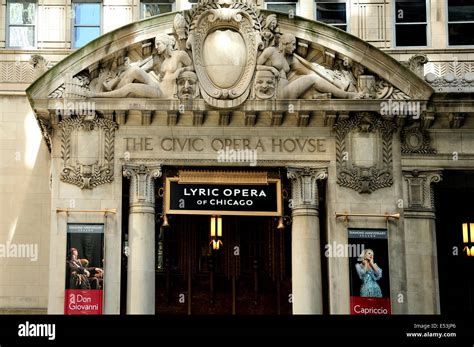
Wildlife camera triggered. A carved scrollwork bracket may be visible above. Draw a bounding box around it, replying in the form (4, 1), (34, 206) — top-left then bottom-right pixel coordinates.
(402, 169), (442, 211)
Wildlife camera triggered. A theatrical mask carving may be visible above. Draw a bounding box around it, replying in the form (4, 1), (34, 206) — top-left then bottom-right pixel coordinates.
(177, 70), (200, 100)
(253, 69), (277, 100)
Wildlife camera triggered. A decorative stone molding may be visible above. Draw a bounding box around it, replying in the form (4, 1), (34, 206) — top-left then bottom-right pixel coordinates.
(334, 112), (397, 194)
(401, 122), (436, 155)
(374, 78), (411, 100)
(287, 167), (328, 210)
(123, 164), (162, 212)
(449, 113), (465, 129)
(59, 114), (118, 189)
(424, 60), (474, 93)
(0, 61), (36, 83)
(193, 111), (204, 126)
(271, 112), (283, 126)
(123, 157), (329, 168)
(186, 0), (263, 107)
(297, 113), (310, 127)
(425, 60), (474, 78)
(425, 72), (474, 93)
(244, 112), (257, 126)
(403, 54), (428, 77)
(403, 169), (442, 211)
(29, 55), (50, 76)
(421, 111), (435, 129)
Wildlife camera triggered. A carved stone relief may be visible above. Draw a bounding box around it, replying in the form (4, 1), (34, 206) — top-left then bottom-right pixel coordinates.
(403, 170), (442, 211)
(424, 60), (474, 93)
(45, 0), (412, 107)
(59, 114), (118, 189)
(334, 112), (397, 194)
(186, 0), (263, 107)
(400, 122), (436, 155)
(402, 54), (428, 77)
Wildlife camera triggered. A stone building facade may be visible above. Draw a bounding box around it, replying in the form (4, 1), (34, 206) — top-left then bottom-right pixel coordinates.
(1, 0), (473, 314)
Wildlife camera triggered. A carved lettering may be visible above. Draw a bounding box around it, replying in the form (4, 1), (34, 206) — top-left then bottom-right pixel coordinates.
(124, 137), (328, 153)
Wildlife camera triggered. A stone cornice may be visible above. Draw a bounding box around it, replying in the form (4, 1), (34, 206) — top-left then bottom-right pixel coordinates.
(121, 158), (330, 167)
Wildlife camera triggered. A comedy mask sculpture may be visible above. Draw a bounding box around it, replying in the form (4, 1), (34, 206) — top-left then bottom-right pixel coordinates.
(253, 68), (276, 100)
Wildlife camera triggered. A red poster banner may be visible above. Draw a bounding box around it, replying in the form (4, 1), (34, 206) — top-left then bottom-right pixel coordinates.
(65, 223), (104, 315)
(350, 296), (392, 315)
(65, 289), (103, 315)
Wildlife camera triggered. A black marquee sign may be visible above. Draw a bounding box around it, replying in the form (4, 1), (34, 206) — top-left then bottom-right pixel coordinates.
(165, 177), (282, 216)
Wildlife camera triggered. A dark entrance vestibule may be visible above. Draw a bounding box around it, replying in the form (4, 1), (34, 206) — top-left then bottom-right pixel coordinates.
(435, 170), (474, 314)
(154, 215), (292, 314)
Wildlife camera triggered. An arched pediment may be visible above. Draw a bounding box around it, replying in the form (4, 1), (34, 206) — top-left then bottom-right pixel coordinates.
(27, 1), (433, 100)
(27, 0), (433, 132)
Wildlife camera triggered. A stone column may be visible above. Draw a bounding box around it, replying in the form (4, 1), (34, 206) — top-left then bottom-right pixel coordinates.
(402, 169), (442, 314)
(287, 167), (328, 314)
(123, 164), (161, 314)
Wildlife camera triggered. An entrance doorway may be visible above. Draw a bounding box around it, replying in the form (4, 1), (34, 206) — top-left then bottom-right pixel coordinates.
(435, 170), (474, 314)
(155, 215), (292, 314)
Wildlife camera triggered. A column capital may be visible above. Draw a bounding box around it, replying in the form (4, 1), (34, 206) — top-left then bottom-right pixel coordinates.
(287, 167), (328, 211)
(402, 169), (443, 213)
(123, 164), (162, 213)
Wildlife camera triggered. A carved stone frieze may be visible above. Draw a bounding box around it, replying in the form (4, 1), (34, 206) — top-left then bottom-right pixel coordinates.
(424, 60), (474, 93)
(425, 72), (474, 93)
(334, 112), (397, 194)
(59, 114), (118, 189)
(43, 0), (414, 108)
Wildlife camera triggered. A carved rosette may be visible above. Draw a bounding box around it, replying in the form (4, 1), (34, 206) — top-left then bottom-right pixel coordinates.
(123, 164), (162, 212)
(59, 115), (118, 189)
(287, 167), (328, 210)
(334, 112), (397, 194)
(186, 0), (263, 107)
